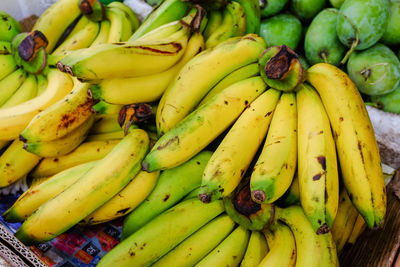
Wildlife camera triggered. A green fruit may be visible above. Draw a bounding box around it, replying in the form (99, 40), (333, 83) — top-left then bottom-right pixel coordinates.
(304, 8), (346, 66)
(259, 14), (302, 50)
(347, 43), (400, 96)
(290, 0), (327, 21)
(371, 87), (400, 114)
(381, 1), (400, 46)
(336, 0), (390, 50)
(329, 0), (344, 8)
(0, 11), (22, 42)
(260, 0), (289, 18)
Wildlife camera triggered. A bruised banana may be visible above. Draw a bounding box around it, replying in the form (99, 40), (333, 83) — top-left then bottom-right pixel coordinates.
(143, 76), (266, 172)
(153, 214), (236, 267)
(156, 34), (266, 135)
(97, 199), (224, 267)
(241, 230), (269, 267)
(199, 89), (280, 202)
(122, 151), (212, 239)
(15, 129), (149, 244)
(90, 31), (204, 104)
(296, 83), (339, 234)
(250, 92), (297, 204)
(3, 161), (97, 222)
(0, 69), (73, 141)
(306, 63), (386, 229)
(82, 171), (159, 225)
(2, 74), (38, 108)
(31, 139), (120, 177)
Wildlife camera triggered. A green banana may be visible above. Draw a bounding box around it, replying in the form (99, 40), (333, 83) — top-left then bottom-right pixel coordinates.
(233, 0), (261, 34)
(15, 129), (149, 244)
(144, 76), (266, 172)
(0, 11), (22, 42)
(203, 9), (223, 40)
(107, 2), (140, 32)
(153, 214), (236, 267)
(121, 150), (213, 239)
(92, 101), (123, 115)
(97, 199), (224, 267)
(90, 114), (121, 134)
(194, 225), (250, 267)
(241, 231), (269, 267)
(0, 41), (12, 54)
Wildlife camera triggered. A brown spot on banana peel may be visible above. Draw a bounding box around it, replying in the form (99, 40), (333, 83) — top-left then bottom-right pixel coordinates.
(264, 45), (298, 80)
(116, 208), (130, 215)
(123, 43), (183, 55)
(316, 223), (330, 235)
(252, 190), (266, 203)
(234, 183), (261, 216)
(189, 5), (205, 33)
(163, 194), (170, 202)
(156, 136), (179, 150)
(57, 97), (95, 132)
(317, 156), (326, 171)
(199, 193), (211, 203)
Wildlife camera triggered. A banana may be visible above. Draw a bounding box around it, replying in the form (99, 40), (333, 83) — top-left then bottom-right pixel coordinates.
(0, 139), (41, 188)
(0, 68), (27, 106)
(143, 76), (266, 172)
(121, 150), (213, 239)
(92, 101), (123, 115)
(90, 31), (204, 104)
(205, 1), (247, 49)
(107, 2), (140, 32)
(2, 74), (37, 108)
(0, 141), (9, 152)
(52, 19), (100, 55)
(35, 74), (48, 96)
(134, 19), (184, 43)
(86, 130), (126, 141)
(106, 6), (133, 43)
(82, 171), (159, 225)
(153, 214), (236, 267)
(0, 54), (17, 80)
(198, 62), (260, 107)
(128, 0), (189, 41)
(59, 28), (189, 82)
(33, 0), (81, 53)
(250, 92), (297, 204)
(331, 189), (359, 252)
(0, 11), (22, 42)
(276, 205), (338, 267)
(90, 20), (111, 47)
(240, 231), (269, 267)
(15, 129), (149, 244)
(90, 114), (121, 134)
(156, 34), (266, 135)
(233, 0), (261, 34)
(347, 214), (366, 245)
(199, 89), (280, 202)
(259, 222), (296, 267)
(31, 139), (120, 178)
(277, 173), (300, 207)
(0, 69), (73, 141)
(183, 186), (201, 201)
(306, 63), (386, 229)
(0, 41), (12, 54)
(20, 80), (94, 142)
(98, 199), (224, 267)
(194, 225), (250, 267)
(3, 161), (97, 222)
(23, 115), (95, 157)
(296, 83), (339, 234)
(203, 10), (223, 40)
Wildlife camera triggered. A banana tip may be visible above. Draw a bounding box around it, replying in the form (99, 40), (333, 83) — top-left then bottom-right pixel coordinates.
(252, 190), (266, 203)
(198, 193), (211, 203)
(141, 160), (150, 172)
(316, 223), (330, 235)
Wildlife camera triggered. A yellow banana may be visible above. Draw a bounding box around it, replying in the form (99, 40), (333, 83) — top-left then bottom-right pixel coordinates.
(86, 130), (125, 141)
(0, 141), (9, 151)
(0, 139), (41, 188)
(134, 19), (183, 44)
(259, 222), (296, 267)
(31, 139), (120, 178)
(82, 171), (159, 225)
(35, 74), (47, 96)
(98, 199), (224, 267)
(3, 161), (97, 222)
(90, 114), (121, 134)
(250, 92), (297, 204)
(151, 214), (236, 267)
(23, 114), (95, 157)
(199, 89), (280, 202)
(347, 214), (366, 245)
(276, 205), (338, 267)
(0, 69), (73, 141)
(107, 2), (140, 32)
(143, 76), (266, 172)
(0, 54), (17, 80)
(106, 6), (133, 43)
(241, 231), (269, 267)
(92, 101), (123, 115)
(156, 34), (266, 135)
(33, 0), (81, 53)
(20, 80), (94, 142)
(1, 74), (37, 108)
(90, 31), (204, 104)
(15, 129), (149, 244)
(91, 20), (111, 47)
(0, 68), (27, 106)
(306, 63), (386, 229)
(277, 172), (300, 207)
(331, 188), (359, 252)
(198, 62), (260, 107)
(195, 225), (250, 267)
(296, 83), (339, 234)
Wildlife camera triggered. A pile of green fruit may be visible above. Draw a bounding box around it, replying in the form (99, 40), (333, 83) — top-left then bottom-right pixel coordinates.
(0, 0), (398, 266)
